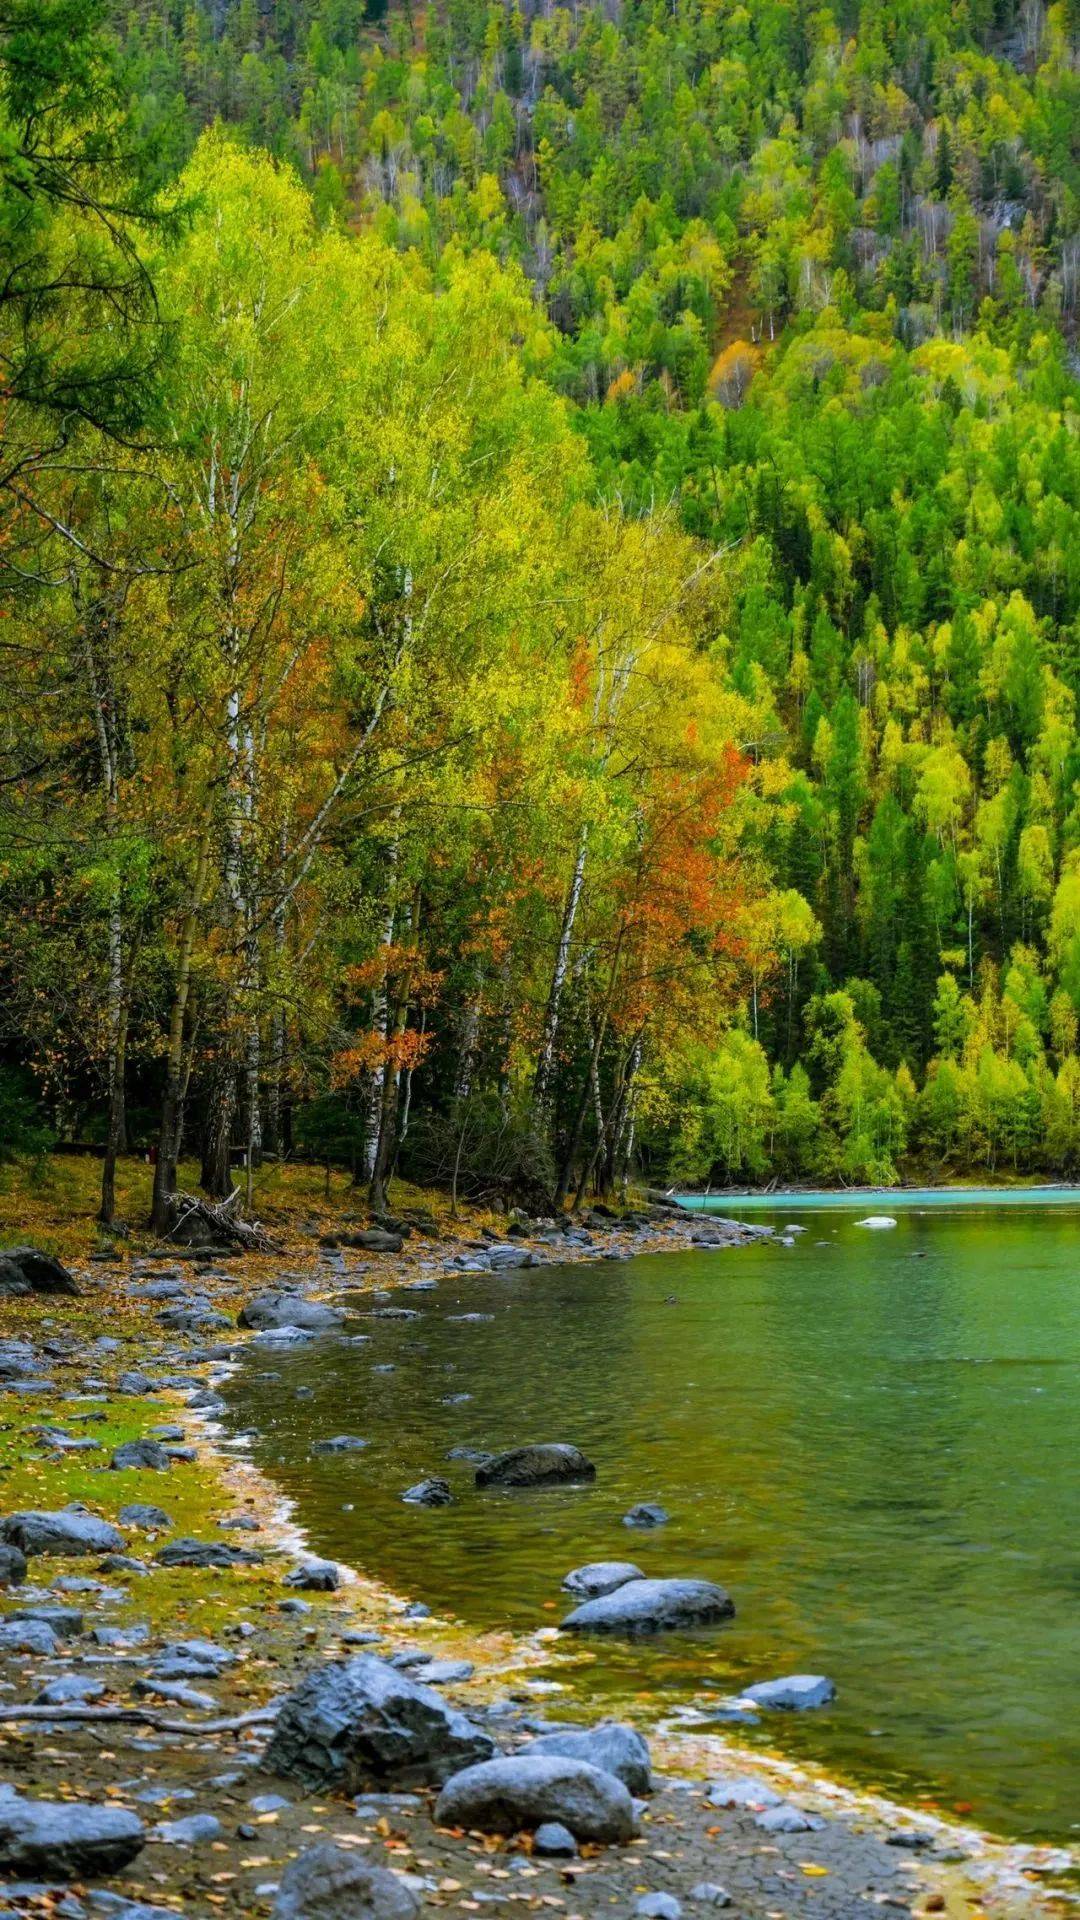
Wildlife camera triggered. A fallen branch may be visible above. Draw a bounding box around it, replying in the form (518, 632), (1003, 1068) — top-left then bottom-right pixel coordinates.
(0, 1702), (280, 1734)
(155, 1188), (280, 1255)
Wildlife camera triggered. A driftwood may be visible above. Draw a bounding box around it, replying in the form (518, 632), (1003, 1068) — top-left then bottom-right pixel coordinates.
(157, 1187), (279, 1255)
(0, 1701), (280, 1734)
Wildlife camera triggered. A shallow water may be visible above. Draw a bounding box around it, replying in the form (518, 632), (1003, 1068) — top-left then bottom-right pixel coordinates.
(225, 1204), (1080, 1845)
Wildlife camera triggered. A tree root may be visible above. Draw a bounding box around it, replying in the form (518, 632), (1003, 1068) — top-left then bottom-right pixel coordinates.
(0, 1701), (280, 1734)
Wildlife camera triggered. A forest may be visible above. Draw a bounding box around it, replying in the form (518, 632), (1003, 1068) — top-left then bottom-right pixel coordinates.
(2, 0), (1080, 1212)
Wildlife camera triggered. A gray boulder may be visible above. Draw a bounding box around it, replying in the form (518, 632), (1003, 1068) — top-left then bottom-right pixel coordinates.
(434, 1754), (635, 1843)
(36, 1672), (106, 1705)
(0, 1338), (38, 1378)
(0, 1246), (79, 1298)
(475, 1444), (595, 1489)
(238, 1292), (344, 1332)
(273, 1843), (419, 1920)
(705, 1776), (781, 1810)
(342, 1230), (403, 1252)
(521, 1722), (651, 1794)
(485, 1245), (535, 1271)
(739, 1674), (835, 1712)
(0, 1619), (58, 1654)
(283, 1559), (341, 1591)
(7, 1604), (83, 1639)
(533, 1821), (577, 1856)
(0, 1794), (144, 1874)
(150, 1813), (224, 1845)
(560, 1578), (734, 1636)
(155, 1536), (262, 1568)
(0, 1509), (125, 1557)
(263, 1654), (495, 1791)
(0, 1543), (27, 1587)
(119, 1503), (173, 1530)
(312, 1435), (369, 1453)
(754, 1803), (826, 1833)
(158, 1305), (230, 1332)
(562, 1561), (643, 1599)
(111, 1439), (173, 1471)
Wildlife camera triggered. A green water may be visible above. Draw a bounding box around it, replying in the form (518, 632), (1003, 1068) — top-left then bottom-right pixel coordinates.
(225, 1203), (1080, 1846)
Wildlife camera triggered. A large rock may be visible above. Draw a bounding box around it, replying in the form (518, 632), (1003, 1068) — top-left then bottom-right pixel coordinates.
(434, 1754), (635, 1843)
(119, 1502), (173, 1530)
(238, 1291), (344, 1332)
(155, 1536), (262, 1568)
(7, 1604), (83, 1639)
(0, 1543), (27, 1587)
(283, 1559), (341, 1592)
(0, 1794), (144, 1874)
(111, 1439), (173, 1471)
(562, 1561), (643, 1599)
(475, 1444), (595, 1489)
(0, 1339), (40, 1378)
(0, 1246), (79, 1299)
(273, 1843), (419, 1920)
(263, 1654), (495, 1791)
(521, 1722), (651, 1794)
(560, 1577), (735, 1636)
(0, 1509), (124, 1557)
(341, 1230), (403, 1253)
(485, 1245), (535, 1271)
(0, 1619), (58, 1654)
(739, 1674), (836, 1712)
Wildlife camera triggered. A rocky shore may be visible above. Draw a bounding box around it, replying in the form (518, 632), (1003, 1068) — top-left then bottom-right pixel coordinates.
(0, 1202), (1068, 1920)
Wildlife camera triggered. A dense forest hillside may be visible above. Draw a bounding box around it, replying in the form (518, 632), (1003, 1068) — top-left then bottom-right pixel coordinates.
(2, 0), (1080, 1203)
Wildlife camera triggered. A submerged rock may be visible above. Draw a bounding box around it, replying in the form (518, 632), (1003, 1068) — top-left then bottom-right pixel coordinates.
(561, 1561), (643, 1599)
(263, 1654), (495, 1791)
(739, 1674), (836, 1711)
(402, 1478), (452, 1507)
(273, 1843), (419, 1920)
(560, 1577), (734, 1636)
(434, 1754), (635, 1843)
(475, 1444), (595, 1489)
(312, 1434), (369, 1453)
(622, 1503), (669, 1529)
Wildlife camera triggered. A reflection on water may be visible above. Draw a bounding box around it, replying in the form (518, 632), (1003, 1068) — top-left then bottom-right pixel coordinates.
(224, 1207), (1080, 1845)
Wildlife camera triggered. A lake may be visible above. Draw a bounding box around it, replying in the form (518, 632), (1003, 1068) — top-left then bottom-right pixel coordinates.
(224, 1199), (1080, 1846)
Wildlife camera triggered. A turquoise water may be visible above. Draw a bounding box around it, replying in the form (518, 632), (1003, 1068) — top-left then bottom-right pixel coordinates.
(680, 1185), (1080, 1210)
(226, 1203), (1080, 1846)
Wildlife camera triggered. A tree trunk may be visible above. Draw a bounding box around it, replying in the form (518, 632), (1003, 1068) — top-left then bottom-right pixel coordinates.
(201, 1058), (237, 1198)
(357, 833), (400, 1185)
(554, 922), (625, 1209)
(152, 836), (210, 1233)
(532, 826), (587, 1118)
